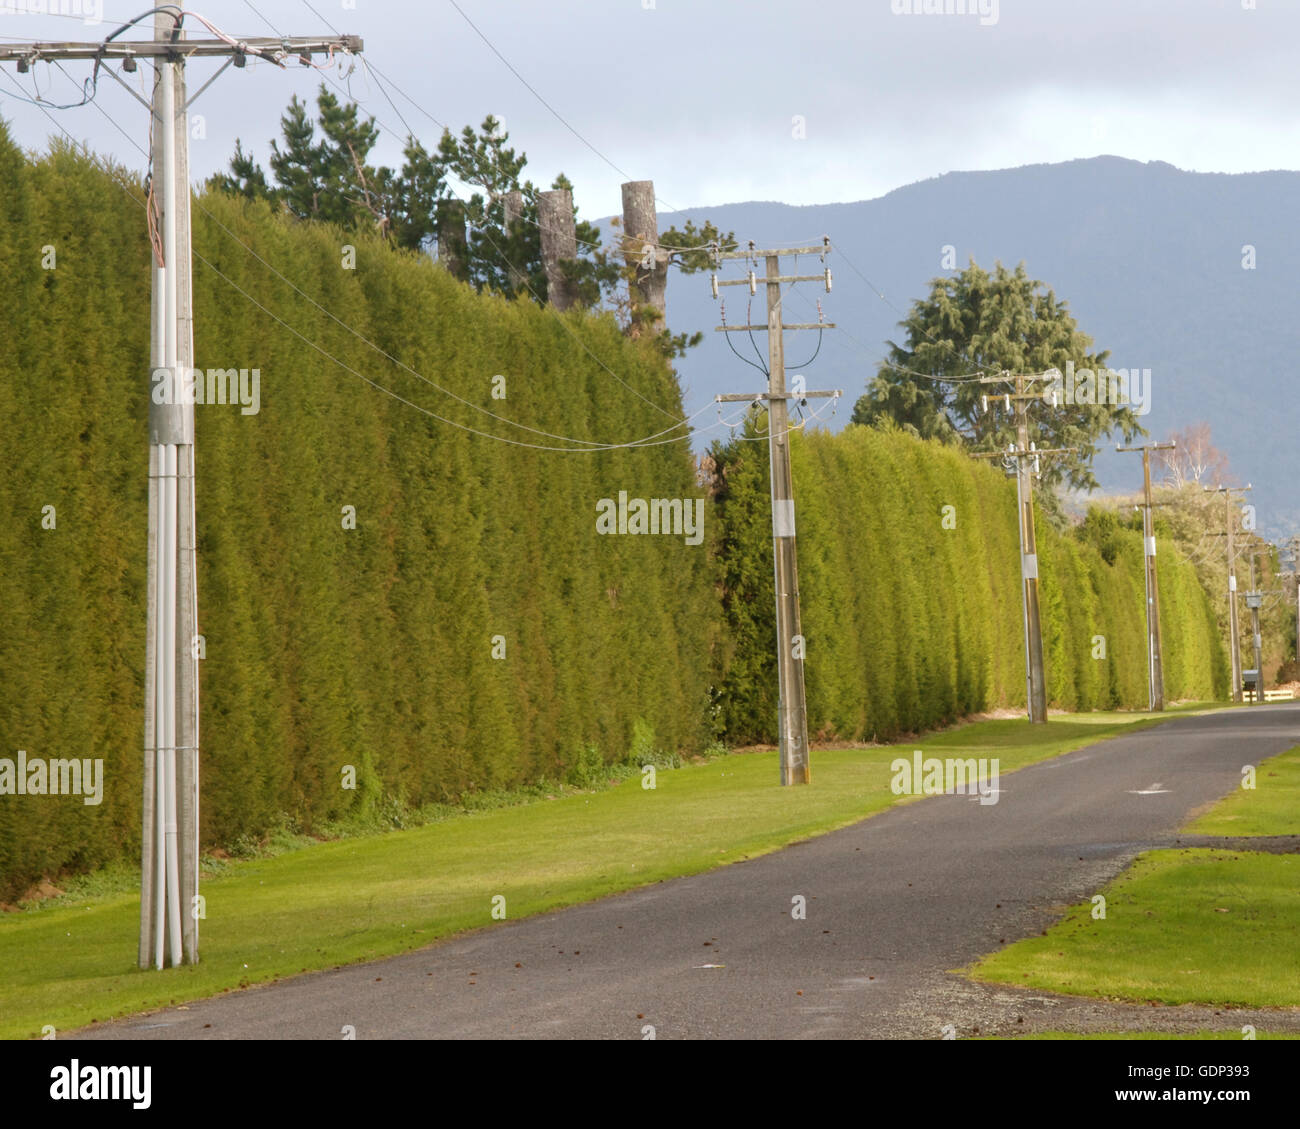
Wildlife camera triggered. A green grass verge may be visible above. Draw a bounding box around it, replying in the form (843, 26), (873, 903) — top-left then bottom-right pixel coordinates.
(1188, 745), (1300, 837)
(970, 744), (1300, 1008)
(0, 708), (1202, 1039)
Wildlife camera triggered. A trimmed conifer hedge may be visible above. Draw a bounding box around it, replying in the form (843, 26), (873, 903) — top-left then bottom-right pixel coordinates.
(0, 133), (714, 898)
(710, 424), (1226, 743)
(0, 132), (1227, 898)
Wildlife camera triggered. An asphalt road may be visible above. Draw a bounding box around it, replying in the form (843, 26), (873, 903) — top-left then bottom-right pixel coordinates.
(81, 705), (1300, 1040)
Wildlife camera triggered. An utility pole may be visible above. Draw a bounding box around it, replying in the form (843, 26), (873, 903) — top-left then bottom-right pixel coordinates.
(1, 21), (362, 969)
(1288, 536), (1300, 667)
(974, 374), (1077, 724)
(711, 241), (837, 785)
(1205, 484), (1253, 703)
(1117, 441), (1177, 711)
(1245, 553), (1264, 704)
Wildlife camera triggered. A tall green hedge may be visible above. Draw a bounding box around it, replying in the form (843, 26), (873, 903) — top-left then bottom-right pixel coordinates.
(0, 134), (714, 899)
(0, 133), (1228, 900)
(710, 424), (1225, 743)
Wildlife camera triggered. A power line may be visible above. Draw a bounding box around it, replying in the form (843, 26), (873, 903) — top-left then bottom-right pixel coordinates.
(54, 53), (698, 449)
(16, 17), (721, 443)
(241, 0), (284, 37)
(300, 0), (342, 35)
(443, 0), (657, 203)
(351, 53), (711, 261)
(3, 62), (724, 455)
(325, 59), (689, 423)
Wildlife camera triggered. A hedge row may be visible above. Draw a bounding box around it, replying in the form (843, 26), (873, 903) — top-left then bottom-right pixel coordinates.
(0, 134), (714, 899)
(0, 133), (1226, 899)
(710, 424), (1226, 743)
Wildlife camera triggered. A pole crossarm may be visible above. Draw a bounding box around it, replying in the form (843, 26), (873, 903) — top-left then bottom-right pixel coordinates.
(1116, 442), (1177, 453)
(716, 391), (841, 402)
(716, 323), (835, 332)
(972, 445), (1078, 460)
(0, 36), (363, 64)
(976, 371), (1055, 385)
(718, 274), (826, 286)
(715, 243), (829, 260)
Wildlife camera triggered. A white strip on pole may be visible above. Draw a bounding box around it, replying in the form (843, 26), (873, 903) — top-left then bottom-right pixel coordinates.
(151, 261), (168, 969)
(153, 441), (167, 969)
(163, 443), (182, 967)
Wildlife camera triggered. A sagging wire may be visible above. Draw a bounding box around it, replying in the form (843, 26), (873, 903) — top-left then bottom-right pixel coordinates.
(719, 300), (768, 377)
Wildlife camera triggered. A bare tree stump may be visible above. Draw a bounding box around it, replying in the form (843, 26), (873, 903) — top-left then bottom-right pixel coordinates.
(435, 199), (469, 282)
(621, 179), (667, 337)
(539, 188), (578, 311)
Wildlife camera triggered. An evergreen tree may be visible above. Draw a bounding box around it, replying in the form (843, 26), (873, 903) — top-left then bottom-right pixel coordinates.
(852, 260), (1145, 491)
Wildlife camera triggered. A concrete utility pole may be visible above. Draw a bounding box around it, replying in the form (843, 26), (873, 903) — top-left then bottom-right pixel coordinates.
(711, 241), (838, 785)
(1117, 441), (1177, 711)
(1204, 484), (1253, 703)
(538, 188), (578, 311)
(1, 21), (362, 969)
(975, 374), (1077, 725)
(621, 180), (669, 337)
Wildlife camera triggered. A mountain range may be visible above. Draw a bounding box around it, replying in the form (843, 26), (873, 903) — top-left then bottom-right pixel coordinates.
(627, 156), (1298, 539)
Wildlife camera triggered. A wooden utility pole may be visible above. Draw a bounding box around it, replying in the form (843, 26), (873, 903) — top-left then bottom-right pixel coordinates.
(975, 374), (1076, 724)
(1117, 441), (1177, 710)
(621, 180), (668, 337)
(1, 22), (362, 969)
(1205, 484), (1252, 702)
(538, 188), (578, 311)
(1245, 554), (1264, 704)
(1288, 536), (1300, 666)
(712, 241), (837, 785)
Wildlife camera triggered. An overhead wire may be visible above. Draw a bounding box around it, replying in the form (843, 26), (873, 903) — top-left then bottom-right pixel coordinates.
(349, 52), (722, 261)
(56, 38), (699, 448)
(4, 60), (728, 455)
(326, 57), (691, 423)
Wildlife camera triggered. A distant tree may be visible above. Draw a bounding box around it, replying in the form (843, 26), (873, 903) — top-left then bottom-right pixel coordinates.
(436, 118), (622, 308)
(1157, 422), (1231, 489)
(207, 97), (718, 356)
(851, 260), (1145, 491)
(207, 138), (272, 201)
(265, 93), (325, 219)
(207, 86), (443, 252)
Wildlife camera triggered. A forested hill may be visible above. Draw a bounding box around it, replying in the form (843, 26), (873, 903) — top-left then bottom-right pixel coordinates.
(652, 157), (1300, 538)
(0, 132), (1224, 900)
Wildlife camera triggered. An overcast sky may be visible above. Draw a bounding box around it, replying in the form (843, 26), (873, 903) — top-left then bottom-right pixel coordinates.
(0, 0), (1295, 218)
